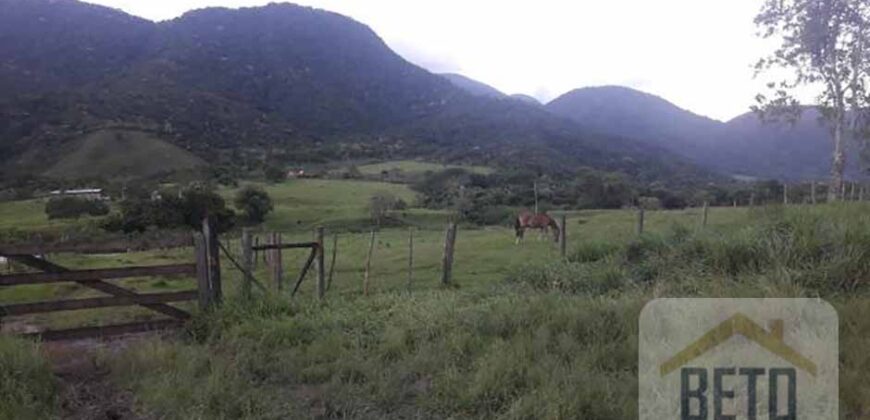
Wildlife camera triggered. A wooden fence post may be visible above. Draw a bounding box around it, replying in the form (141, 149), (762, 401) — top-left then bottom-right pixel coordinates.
(363, 230), (376, 296)
(851, 182), (857, 201)
(637, 208), (645, 235)
(315, 227), (325, 300)
(241, 229), (253, 299)
(783, 184), (788, 205)
(327, 233), (338, 292)
(702, 201), (709, 228)
(253, 236), (260, 269)
(272, 233), (283, 291)
(194, 233), (210, 310)
(559, 214), (567, 259)
(441, 222), (457, 286)
(750, 193), (755, 207)
(407, 228), (414, 291)
(811, 181), (817, 204)
(201, 217), (222, 307)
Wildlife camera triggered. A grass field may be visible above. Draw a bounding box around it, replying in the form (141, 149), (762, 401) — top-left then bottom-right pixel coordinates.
(357, 160), (494, 176)
(0, 198), (96, 232)
(44, 129), (205, 180)
(4, 178), (870, 418)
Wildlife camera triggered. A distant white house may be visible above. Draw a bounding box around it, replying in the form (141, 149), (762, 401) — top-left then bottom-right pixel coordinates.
(287, 169), (306, 178)
(49, 188), (107, 201)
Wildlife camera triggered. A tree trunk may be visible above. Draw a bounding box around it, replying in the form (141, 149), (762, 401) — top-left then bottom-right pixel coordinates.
(829, 121), (846, 202)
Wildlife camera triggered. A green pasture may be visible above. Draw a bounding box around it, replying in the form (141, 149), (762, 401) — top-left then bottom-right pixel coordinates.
(4, 178), (870, 418)
(357, 160), (494, 176)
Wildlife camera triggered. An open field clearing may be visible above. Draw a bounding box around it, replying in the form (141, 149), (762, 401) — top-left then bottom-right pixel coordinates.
(4, 192), (870, 418)
(357, 160), (494, 176)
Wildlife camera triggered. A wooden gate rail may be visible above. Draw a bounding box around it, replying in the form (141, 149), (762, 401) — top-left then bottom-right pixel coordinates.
(252, 242), (319, 251)
(0, 264), (195, 286)
(0, 234), (193, 256)
(1, 291), (198, 316)
(4, 255), (192, 321)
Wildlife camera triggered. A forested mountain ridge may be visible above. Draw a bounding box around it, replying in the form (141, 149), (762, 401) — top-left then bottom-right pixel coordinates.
(0, 0), (713, 185)
(546, 85), (864, 180)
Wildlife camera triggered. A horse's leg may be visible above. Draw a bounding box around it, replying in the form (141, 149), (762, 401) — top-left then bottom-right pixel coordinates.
(515, 227), (524, 245)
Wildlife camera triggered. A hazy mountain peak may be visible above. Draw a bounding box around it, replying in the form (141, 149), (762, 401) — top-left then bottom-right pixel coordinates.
(440, 73), (505, 98)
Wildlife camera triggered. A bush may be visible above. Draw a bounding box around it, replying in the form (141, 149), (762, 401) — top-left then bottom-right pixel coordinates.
(102, 185), (235, 233)
(369, 192), (404, 225)
(44, 197), (109, 220)
(234, 186), (273, 224)
(263, 164), (286, 183)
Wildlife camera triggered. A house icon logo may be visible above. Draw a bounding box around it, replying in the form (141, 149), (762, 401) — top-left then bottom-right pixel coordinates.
(639, 299), (838, 420)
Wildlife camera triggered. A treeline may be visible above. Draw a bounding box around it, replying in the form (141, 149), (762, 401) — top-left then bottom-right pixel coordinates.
(411, 168), (858, 224)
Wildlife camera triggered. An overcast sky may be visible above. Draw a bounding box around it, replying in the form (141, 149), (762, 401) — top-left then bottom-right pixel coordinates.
(86, 0), (792, 122)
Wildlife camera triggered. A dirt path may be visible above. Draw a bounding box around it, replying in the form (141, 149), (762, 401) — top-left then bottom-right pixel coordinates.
(42, 338), (147, 420)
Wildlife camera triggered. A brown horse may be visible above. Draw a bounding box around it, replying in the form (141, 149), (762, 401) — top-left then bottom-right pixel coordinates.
(515, 211), (560, 244)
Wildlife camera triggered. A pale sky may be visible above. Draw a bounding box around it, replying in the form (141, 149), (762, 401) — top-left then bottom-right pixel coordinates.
(86, 0), (793, 122)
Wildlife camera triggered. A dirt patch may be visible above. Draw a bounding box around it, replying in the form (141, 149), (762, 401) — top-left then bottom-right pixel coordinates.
(42, 337), (150, 420)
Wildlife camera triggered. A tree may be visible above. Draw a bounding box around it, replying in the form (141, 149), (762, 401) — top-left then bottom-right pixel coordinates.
(264, 164), (286, 183)
(754, 0), (870, 200)
(234, 186), (274, 224)
(101, 184), (235, 233)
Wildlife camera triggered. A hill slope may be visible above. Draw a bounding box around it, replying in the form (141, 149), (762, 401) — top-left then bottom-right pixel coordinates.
(440, 73), (505, 98)
(0, 0), (712, 185)
(546, 86), (862, 180)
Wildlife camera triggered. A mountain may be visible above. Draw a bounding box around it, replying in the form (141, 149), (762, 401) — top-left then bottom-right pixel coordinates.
(0, 0), (712, 185)
(546, 86), (860, 180)
(511, 94), (542, 106)
(546, 86), (723, 162)
(719, 109), (865, 180)
(440, 73), (505, 98)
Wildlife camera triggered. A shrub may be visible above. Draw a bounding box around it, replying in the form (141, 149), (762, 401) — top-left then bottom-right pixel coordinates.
(102, 185), (235, 233)
(44, 197), (109, 220)
(369, 191), (404, 225)
(234, 186), (273, 224)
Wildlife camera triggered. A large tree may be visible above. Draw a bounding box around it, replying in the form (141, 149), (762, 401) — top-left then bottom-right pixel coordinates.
(754, 0), (870, 200)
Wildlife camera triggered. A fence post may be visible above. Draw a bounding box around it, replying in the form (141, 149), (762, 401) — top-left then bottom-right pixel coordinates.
(441, 222), (457, 286)
(315, 227), (325, 300)
(363, 230), (376, 296)
(241, 229), (253, 299)
(194, 233), (211, 310)
(272, 233), (283, 291)
(811, 181), (817, 204)
(783, 184), (788, 205)
(861, 185), (865, 202)
(559, 214), (567, 259)
(407, 228), (414, 291)
(253, 236), (260, 269)
(327, 233), (338, 292)
(851, 182), (857, 201)
(637, 208), (645, 235)
(201, 217), (222, 306)
(750, 193), (755, 207)
(702, 201), (709, 228)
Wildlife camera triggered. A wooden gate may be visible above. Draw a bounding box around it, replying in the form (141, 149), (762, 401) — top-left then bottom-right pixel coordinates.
(0, 226), (221, 341)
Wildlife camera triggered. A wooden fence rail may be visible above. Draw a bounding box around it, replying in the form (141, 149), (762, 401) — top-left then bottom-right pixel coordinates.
(1, 220), (222, 341)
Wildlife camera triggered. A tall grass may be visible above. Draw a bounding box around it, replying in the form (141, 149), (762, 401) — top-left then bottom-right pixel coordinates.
(101, 204), (870, 418)
(0, 337), (57, 420)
